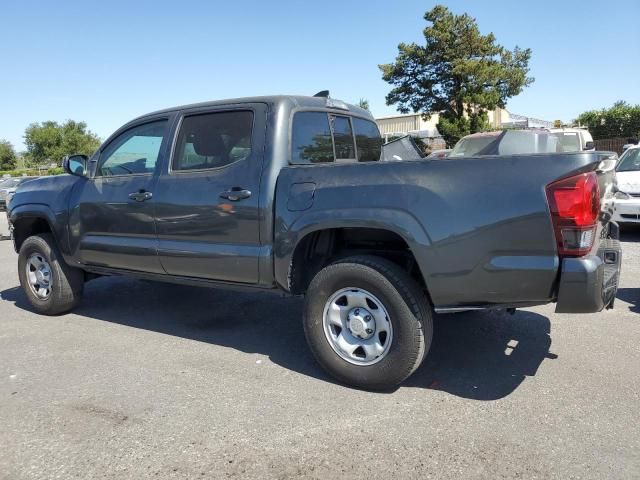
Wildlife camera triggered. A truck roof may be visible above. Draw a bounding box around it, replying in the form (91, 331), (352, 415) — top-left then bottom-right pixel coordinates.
(132, 95), (373, 123)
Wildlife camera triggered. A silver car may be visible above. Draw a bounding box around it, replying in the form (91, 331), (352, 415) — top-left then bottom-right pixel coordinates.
(0, 177), (39, 211)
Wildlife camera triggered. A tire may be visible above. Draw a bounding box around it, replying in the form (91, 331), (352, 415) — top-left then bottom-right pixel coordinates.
(18, 233), (84, 315)
(303, 255), (433, 390)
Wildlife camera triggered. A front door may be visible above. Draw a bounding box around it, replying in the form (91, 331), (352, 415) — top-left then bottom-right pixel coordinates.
(153, 105), (265, 283)
(68, 119), (170, 273)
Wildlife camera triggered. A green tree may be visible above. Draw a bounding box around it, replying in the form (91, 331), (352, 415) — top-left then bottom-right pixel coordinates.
(0, 140), (17, 170)
(574, 101), (640, 140)
(358, 98), (370, 111)
(379, 5), (533, 146)
(24, 120), (101, 166)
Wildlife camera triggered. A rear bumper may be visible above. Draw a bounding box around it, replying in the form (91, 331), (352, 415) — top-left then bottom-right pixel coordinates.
(555, 237), (621, 313)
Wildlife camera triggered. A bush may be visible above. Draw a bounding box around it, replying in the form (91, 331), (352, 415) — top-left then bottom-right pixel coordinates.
(0, 167), (64, 177)
(575, 101), (640, 140)
(46, 167), (65, 176)
(0, 169), (37, 177)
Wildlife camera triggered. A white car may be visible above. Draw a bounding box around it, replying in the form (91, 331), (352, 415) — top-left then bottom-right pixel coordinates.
(613, 146), (640, 225)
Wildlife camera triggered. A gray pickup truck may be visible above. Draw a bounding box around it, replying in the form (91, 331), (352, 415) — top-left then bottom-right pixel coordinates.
(7, 94), (621, 390)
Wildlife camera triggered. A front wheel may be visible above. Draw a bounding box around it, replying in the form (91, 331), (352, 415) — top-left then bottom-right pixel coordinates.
(18, 233), (84, 315)
(303, 255), (433, 390)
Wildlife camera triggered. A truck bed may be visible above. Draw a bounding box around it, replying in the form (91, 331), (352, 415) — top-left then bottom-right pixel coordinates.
(275, 151), (617, 310)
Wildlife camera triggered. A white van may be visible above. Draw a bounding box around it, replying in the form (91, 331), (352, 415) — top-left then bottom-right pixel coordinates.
(549, 127), (595, 152)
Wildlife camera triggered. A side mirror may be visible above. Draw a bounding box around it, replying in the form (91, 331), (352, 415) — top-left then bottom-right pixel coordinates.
(63, 154), (89, 176)
(584, 141), (595, 150)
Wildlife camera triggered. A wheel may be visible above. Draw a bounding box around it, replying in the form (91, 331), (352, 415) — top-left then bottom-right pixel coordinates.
(18, 233), (84, 315)
(303, 255), (433, 390)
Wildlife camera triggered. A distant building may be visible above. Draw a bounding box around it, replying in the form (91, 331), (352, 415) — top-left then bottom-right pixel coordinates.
(375, 112), (443, 145)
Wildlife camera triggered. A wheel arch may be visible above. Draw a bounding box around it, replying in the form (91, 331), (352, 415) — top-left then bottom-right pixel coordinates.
(278, 215), (433, 299)
(9, 205), (66, 254)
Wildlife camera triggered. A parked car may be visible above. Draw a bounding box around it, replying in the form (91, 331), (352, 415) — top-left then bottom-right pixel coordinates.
(449, 130), (561, 157)
(548, 127), (595, 152)
(0, 177), (39, 211)
(426, 149), (452, 159)
(381, 135), (425, 161)
(612, 145), (640, 225)
(450, 129), (595, 158)
(7, 94), (621, 390)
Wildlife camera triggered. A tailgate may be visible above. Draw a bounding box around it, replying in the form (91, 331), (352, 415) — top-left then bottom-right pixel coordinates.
(554, 151), (621, 313)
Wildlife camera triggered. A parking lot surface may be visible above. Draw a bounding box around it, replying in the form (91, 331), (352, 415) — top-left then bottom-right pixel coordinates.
(1, 225), (639, 479)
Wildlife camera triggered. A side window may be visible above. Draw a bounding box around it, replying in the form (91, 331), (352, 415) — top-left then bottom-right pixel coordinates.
(291, 112), (334, 164)
(353, 118), (382, 162)
(98, 120), (167, 176)
(173, 111), (253, 171)
(330, 115), (355, 159)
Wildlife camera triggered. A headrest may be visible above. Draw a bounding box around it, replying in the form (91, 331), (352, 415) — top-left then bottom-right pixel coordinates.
(191, 132), (227, 157)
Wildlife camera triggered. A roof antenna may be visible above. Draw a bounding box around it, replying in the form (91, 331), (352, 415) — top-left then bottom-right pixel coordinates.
(313, 90), (330, 98)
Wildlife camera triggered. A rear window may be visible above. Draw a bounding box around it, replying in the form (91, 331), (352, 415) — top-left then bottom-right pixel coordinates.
(330, 115), (355, 159)
(553, 132), (581, 152)
(291, 112), (381, 164)
(353, 118), (382, 161)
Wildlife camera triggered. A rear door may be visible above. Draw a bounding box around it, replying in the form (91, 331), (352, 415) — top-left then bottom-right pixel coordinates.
(153, 104), (266, 283)
(68, 118), (170, 273)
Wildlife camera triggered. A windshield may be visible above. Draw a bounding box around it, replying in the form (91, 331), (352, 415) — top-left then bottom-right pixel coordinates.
(617, 148), (640, 172)
(450, 136), (498, 157)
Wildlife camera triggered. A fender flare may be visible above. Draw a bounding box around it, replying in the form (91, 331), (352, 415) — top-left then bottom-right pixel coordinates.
(274, 207), (432, 291)
(9, 204), (67, 254)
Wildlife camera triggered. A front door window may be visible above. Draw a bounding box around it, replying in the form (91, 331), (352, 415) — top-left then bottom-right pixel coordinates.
(97, 121), (167, 176)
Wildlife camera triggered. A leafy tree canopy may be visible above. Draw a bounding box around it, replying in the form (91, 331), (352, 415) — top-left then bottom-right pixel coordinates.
(358, 98), (370, 111)
(0, 140), (17, 170)
(24, 120), (101, 166)
(574, 101), (640, 140)
(379, 5), (533, 145)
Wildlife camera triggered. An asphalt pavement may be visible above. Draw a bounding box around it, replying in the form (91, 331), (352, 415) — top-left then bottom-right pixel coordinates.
(1, 221), (639, 479)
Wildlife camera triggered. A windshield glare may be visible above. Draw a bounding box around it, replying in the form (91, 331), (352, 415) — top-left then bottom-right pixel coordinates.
(617, 149), (640, 172)
(0, 178), (19, 188)
(450, 136), (498, 157)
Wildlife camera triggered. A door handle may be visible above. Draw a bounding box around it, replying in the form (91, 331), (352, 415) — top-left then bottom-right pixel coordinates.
(219, 187), (251, 201)
(128, 190), (153, 202)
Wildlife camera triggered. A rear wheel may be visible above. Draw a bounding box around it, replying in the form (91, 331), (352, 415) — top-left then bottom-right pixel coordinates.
(303, 255), (433, 390)
(18, 233), (84, 315)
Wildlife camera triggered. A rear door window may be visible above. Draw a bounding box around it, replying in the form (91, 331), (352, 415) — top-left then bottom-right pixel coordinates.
(353, 118), (382, 161)
(173, 111), (253, 171)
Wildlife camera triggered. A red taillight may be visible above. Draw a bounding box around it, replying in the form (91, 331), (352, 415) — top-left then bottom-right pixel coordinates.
(545, 172), (600, 257)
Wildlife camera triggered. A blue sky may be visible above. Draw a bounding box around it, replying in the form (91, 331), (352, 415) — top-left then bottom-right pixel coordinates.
(1, 0), (639, 150)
